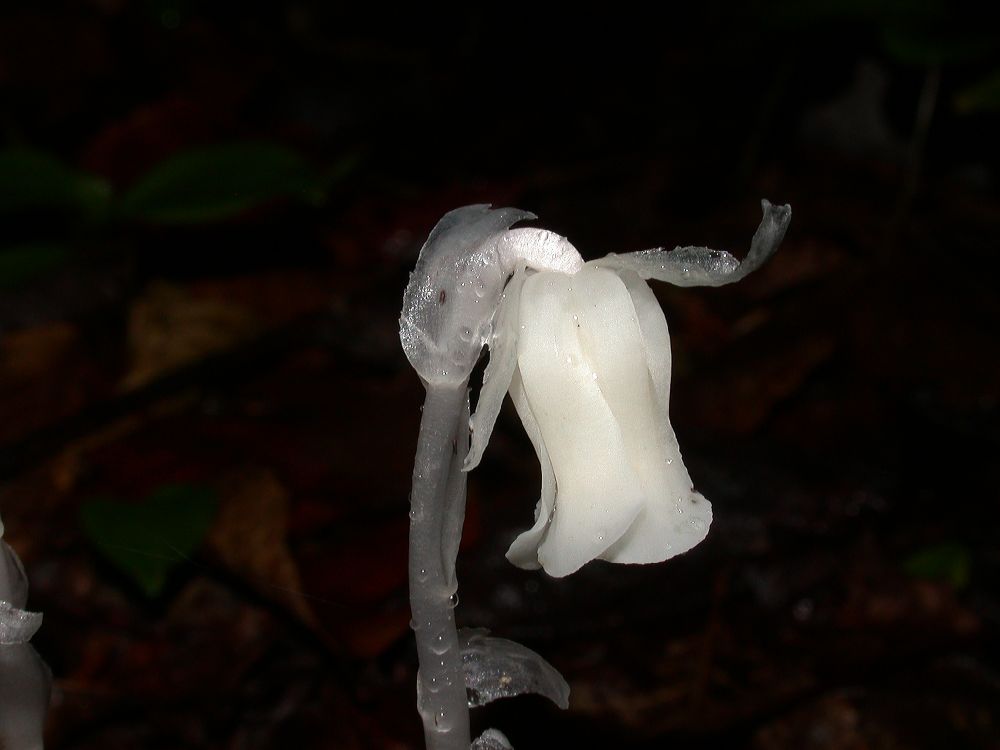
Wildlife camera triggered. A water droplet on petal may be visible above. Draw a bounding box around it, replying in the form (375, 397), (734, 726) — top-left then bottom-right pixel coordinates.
(448, 592), (459, 608)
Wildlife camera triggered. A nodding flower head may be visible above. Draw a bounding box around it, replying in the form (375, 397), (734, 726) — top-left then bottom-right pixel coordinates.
(403, 200), (790, 577)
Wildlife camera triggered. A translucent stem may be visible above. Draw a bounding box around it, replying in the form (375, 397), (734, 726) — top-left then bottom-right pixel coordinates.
(409, 380), (472, 750)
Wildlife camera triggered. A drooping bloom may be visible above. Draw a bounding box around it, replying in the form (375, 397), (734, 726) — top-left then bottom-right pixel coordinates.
(462, 201), (790, 577)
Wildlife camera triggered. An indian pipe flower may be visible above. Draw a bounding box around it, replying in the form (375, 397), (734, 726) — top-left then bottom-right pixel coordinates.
(462, 201), (791, 577)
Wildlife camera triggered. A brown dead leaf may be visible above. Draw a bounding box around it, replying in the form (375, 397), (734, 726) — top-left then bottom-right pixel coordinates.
(338, 607), (412, 659)
(680, 336), (837, 436)
(207, 467), (318, 630)
(754, 693), (869, 750)
(122, 281), (259, 389)
(0, 321), (78, 380)
(189, 270), (334, 324)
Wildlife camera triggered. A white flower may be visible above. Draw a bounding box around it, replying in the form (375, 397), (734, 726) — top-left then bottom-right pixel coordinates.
(463, 200), (790, 577)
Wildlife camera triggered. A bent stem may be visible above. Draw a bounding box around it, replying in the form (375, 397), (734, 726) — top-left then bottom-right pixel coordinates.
(409, 380), (472, 750)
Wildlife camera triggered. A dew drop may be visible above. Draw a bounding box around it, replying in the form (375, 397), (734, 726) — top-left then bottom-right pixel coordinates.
(448, 592), (459, 608)
(666, 457), (673, 465)
(459, 326), (473, 341)
(430, 632), (448, 654)
(689, 518), (707, 533)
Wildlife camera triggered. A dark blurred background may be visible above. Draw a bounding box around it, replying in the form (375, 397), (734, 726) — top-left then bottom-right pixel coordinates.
(1, 2), (999, 748)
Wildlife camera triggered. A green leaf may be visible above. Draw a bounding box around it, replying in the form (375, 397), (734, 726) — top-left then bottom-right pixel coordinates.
(955, 69), (1000, 114)
(117, 141), (318, 225)
(883, 26), (997, 66)
(903, 542), (972, 589)
(80, 484), (218, 597)
(0, 148), (111, 216)
(0, 243), (71, 289)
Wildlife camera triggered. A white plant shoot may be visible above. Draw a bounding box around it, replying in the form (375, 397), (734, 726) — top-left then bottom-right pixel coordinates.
(0, 512), (51, 750)
(401, 200), (790, 749)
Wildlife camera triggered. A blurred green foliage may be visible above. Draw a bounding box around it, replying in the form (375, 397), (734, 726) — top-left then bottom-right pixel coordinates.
(955, 69), (1000, 113)
(79, 484), (218, 598)
(762, 0), (1000, 78)
(0, 148), (110, 218)
(903, 541), (972, 590)
(882, 26), (997, 67)
(0, 139), (351, 290)
(116, 141), (324, 225)
(0, 243), (72, 290)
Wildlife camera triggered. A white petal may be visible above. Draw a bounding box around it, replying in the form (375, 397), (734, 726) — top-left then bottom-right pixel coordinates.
(616, 270), (672, 411)
(598, 268), (712, 564)
(514, 270), (645, 577)
(505, 367), (555, 570)
(465, 269), (528, 472)
(498, 228), (584, 275)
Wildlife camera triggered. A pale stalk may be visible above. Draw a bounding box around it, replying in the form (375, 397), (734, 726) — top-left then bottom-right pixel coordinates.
(408, 379), (472, 750)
